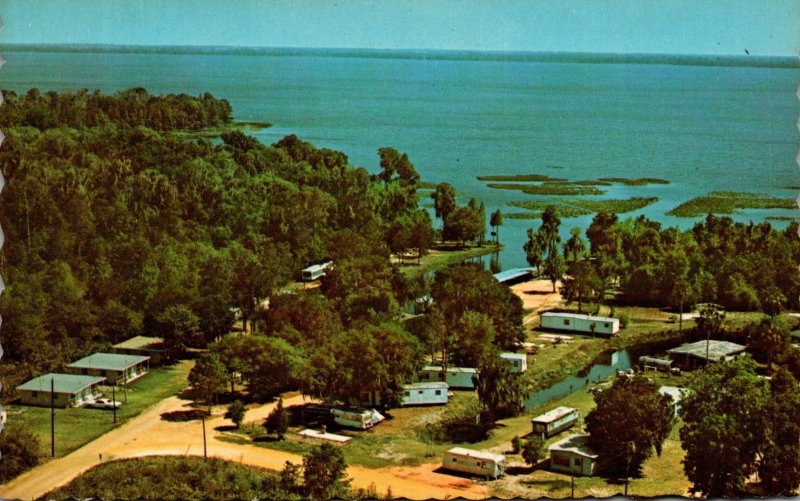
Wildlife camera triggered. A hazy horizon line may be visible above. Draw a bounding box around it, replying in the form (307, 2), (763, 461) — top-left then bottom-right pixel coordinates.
(3, 43), (798, 68)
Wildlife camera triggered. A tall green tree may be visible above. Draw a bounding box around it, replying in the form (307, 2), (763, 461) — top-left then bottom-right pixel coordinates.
(302, 443), (351, 500)
(560, 260), (602, 313)
(489, 209), (503, 243)
(431, 182), (457, 222)
(757, 368), (800, 496)
(585, 376), (675, 477)
(679, 358), (769, 498)
(476, 348), (526, 423)
(188, 352), (228, 411)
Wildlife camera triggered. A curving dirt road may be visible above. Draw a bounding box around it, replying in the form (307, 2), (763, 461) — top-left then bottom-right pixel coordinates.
(0, 393), (489, 500)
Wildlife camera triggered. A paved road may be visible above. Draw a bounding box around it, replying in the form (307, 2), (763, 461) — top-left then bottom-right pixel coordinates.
(0, 393), (488, 500)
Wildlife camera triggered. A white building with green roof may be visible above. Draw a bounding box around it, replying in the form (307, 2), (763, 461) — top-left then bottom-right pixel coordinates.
(67, 352), (150, 384)
(16, 373), (106, 408)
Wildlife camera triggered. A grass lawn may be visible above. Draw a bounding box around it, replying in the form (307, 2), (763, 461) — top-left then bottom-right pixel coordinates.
(220, 392), (482, 469)
(6, 360), (193, 459)
(489, 388), (691, 498)
(397, 242), (500, 279)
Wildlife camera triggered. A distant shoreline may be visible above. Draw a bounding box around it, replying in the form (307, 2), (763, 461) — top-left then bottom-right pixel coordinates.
(4, 44), (798, 69)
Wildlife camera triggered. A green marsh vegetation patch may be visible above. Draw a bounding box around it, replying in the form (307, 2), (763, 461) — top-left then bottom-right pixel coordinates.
(509, 197), (659, 218)
(667, 191), (795, 217)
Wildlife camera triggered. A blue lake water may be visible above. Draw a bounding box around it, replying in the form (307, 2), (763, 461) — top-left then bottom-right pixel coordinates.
(2, 49), (798, 268)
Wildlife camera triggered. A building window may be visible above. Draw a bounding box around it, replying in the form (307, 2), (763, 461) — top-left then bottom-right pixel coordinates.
(404, 391), (410, 397)
(605, 323), (610, 328)
(563, 319), (570, 325)
(452, 457), (457, 462)
(574, 458), (581, 466)
(418, 390), (424, 394)
(435, 390), (441, 395)
(82, 368), (88, 375)
(32, 391), (38, 398)
(553, 455), (570, 467)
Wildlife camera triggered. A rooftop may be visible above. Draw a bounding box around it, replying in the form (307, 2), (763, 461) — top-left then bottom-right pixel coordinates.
(17, 373), (106, 394)
(549, 434), (599, 459)
(532, 406), (578, 424)
(500, 352), (526, 360)
(112, 335), (165, 350)
(493, 267), (534, 284)
(402, 382), (449, 390)
(658, 386), (688, 404)
(421, 365), (477, 374)
(666, 340), (746, 361)
(68, 352), (150, 371)
(541, 312), (617, 322)
(447, 447), (506, 462)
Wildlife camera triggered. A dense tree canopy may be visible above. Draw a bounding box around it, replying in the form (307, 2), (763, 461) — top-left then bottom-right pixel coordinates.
(0, 89), (435, 395)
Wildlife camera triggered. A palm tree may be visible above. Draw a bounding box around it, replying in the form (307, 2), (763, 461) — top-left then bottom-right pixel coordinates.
(697, 304), (725, 365)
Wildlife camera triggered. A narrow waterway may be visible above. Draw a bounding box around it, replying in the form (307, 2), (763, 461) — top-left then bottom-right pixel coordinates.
(525, 350), (632, 408)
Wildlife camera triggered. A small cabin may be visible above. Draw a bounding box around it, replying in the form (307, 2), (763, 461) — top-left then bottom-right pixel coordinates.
(418, 365), (477, 389)
(540, 312), (619, 336)
(549, 434), (598, 477)
(399, 382), (449, 406)
(331, 407), (385, 430)
(67, 353), (150, 385)
(666, 340), (746, 371)
(300, 261), (332, 282)
(112, 336), (168, 365)
(16, 373), (106, 408)
(531, 406), (579, 438)
(499, 352), (528, 373)
(442, 447), (505, 479)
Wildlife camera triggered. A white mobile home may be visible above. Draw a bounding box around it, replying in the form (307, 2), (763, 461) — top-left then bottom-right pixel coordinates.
(418, 365), (477, 389)
(549, 434), (599, 476)
(300, 261), (332, 282)
(531, 406), (579, 438)
(500, 352), (528, 373)
(442, 447), (505, 479)
(400, 382), (449, 406)
(540, 312), (619, 336)
(331, 407), (385, 430)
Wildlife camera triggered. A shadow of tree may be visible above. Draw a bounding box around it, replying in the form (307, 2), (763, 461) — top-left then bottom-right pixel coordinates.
(160, 409), (209, 422)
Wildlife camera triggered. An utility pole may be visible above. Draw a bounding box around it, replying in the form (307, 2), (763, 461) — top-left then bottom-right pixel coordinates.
(571, 471), (575, 498)
(202, 414), (208, 461)
(112, 385), (117, 424)
(50, 377), (55, 457)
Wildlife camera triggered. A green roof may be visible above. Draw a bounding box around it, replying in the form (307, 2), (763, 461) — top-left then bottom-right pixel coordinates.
(112, 336), (165, 350)
(68, 352), (150, 371)
(17, 373), (106, 394)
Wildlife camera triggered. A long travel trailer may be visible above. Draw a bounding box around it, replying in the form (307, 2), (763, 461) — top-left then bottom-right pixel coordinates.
(531, 406), (580, 438)
(399, 382), (449, 406)
(330, 407), (385, 430)
(539, 312), (619, 336)
(442, 447), (506, 479)
(417, 365), (477, 389)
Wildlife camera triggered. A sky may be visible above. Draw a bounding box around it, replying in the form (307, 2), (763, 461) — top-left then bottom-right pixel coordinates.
(1, 0), (798, 56)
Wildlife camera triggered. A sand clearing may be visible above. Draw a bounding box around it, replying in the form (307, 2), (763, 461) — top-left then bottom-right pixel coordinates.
(0, 393), (488, 500)
(509, 278), (564, 326)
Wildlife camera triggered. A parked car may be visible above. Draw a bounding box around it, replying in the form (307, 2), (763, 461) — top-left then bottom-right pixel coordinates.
(88, 398), (121, 409)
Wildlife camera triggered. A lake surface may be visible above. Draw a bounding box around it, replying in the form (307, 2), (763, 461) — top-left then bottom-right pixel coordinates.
(2, 49), (798, 268)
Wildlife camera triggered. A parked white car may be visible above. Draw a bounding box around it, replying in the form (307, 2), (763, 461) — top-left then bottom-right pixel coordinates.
(88, 398), (121, 409)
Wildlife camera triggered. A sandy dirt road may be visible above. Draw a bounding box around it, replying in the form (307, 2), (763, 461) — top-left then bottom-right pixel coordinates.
(509, 278), (564, 326)
(0, 393), (488, 500)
